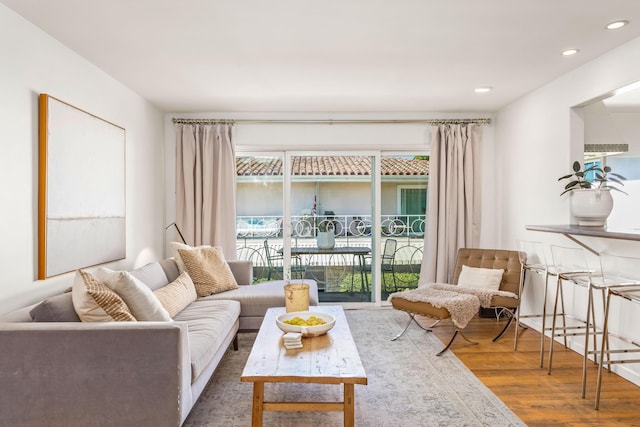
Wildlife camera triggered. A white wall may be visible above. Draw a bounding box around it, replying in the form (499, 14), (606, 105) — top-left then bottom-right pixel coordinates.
(0, 5), (165, 314)
(496, 35), (640, 385)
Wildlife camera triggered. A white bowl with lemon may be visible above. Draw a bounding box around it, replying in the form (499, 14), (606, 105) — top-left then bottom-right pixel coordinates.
(276, 311), (336, 337)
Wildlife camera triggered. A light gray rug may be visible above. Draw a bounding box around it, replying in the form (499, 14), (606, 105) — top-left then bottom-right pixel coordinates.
(184, 308), (525, 427)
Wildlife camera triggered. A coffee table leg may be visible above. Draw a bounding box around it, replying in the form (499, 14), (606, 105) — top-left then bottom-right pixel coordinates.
(252, 382), (264, 427)
(344, 383), (355, 427)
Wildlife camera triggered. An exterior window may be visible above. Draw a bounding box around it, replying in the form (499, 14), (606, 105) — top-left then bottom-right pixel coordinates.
(399, 186), (427, 217)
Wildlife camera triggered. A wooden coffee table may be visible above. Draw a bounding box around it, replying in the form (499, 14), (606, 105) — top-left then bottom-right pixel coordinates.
(241, 305), (367, 427)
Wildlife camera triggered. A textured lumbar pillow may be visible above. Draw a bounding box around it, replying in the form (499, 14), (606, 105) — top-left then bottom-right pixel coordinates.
(153, 271), (198, 317)
(457, 265), (504, 291)
(169, 241), (211, 273)
(177, 246), (238, 297)
(72, 270), (136, 322)
(95, 267), (172, 321)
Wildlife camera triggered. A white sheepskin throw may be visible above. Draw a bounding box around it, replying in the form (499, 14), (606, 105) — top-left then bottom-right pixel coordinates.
(388, 283), (518, 329)
(388, 285), (479, 329)
(430, 283), (518, 306)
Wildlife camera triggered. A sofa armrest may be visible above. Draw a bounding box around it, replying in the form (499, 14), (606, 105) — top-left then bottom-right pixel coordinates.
(0, 322), (190, 427)
(227, 260), (253, 285)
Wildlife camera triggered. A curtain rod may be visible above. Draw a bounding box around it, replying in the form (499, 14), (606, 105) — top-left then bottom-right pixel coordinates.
(171, 118), (492, 126)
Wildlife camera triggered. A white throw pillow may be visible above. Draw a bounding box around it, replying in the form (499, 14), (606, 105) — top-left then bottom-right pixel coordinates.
(169, 241), (211, 273)
(96, 267), (172, 321)
(457, 265), (504, 291)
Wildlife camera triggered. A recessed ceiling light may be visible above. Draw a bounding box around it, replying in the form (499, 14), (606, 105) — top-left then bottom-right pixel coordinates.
(474, 86), (492, 93)
(606, 20), (628, 30)
(561, 48), (579, 56)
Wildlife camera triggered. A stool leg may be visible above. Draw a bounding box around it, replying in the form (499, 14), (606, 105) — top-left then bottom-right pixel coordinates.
(548, 275), (562, 374)
(601, 287), (611, 375)
(595, 291), (613, 410)
(540, 271), (550, 368)
(559, 280), (568, 348)
(514, 268), (526, 351)
(582, 284), (594, 398)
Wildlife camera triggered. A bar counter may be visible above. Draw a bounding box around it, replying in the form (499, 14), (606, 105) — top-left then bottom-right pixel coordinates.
(526, 224), (640, 254)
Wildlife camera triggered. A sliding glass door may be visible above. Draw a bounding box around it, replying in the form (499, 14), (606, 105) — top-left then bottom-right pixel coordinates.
(288, 153), (374, 303)
(235, 151), (427, 305)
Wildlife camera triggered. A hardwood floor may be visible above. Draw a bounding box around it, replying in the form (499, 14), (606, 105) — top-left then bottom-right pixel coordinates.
(417, 315), (640, 426)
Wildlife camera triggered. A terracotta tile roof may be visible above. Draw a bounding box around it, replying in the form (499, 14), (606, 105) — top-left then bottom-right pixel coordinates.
(236, 156), (428, 176)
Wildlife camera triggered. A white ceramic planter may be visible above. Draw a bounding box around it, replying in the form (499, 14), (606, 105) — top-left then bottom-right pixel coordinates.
(316, 231), (335, 249)
(570, 188), (614, 227)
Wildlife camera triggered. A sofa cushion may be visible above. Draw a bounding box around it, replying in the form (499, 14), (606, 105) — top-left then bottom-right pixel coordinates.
(129, 262), (171, 291)
(158, 258), (180, 283)
(72, 270), (136, 322)
(29, 293), (80, 322)
(154, 272), (198, 317)
(95, 267), (171, 321)
(173, 299), (240, 382)
(178, 247), (238, 297)
(0, 306), (33, 322)
(202, 280), (319, 318)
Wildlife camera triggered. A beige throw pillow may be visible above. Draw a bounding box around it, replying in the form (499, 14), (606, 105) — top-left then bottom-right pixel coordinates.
(153, 272), (198, 317)
(169, 241), (211, 273)
(72, 270), (136, 322)
(457, 265), (505, 291)
(95, 267), (172, 321)
(177, 246), (238, 297)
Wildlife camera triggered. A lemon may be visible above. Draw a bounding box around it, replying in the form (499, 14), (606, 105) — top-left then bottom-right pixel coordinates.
(283, 316), (327, 326)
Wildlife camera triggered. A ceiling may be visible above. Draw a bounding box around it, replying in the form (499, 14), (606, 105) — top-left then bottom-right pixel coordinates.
(4, 0), (640, 113)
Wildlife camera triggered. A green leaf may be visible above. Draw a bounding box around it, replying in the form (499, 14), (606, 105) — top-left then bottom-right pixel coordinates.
(572, 161), (581, 172)
(608, 177), (625, 186)
(558, 173), (575, 180)
(564, 180), (579, 190)
(609, 186), (629, 195)
(585, 166), (602, 174)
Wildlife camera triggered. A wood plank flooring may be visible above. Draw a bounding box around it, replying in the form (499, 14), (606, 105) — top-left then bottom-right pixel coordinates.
(416, 315), (640, 426)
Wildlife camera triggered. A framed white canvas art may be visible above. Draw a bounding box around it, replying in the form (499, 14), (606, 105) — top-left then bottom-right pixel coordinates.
(38, 94), (126, 279)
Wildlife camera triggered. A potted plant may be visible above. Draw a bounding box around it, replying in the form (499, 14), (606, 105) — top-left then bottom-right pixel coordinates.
(316, 219), (335, 249)
(558, 161), (627, 226)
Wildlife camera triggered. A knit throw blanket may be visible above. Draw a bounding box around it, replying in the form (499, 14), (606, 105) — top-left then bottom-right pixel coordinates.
(388, 283), (518, 329)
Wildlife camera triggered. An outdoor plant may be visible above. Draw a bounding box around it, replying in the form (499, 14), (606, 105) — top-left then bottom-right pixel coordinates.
(558, 160), (627, 196)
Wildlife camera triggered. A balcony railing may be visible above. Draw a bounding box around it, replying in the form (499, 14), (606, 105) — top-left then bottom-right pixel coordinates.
(237, 221), (424, 295)
(236, 214), (425, 238)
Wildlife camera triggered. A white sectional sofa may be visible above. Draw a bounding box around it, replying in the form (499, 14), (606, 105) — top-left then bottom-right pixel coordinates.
(0, 258), (318, 427)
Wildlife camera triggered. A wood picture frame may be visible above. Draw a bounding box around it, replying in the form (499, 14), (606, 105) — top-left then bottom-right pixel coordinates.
(38, 94), (126, 279)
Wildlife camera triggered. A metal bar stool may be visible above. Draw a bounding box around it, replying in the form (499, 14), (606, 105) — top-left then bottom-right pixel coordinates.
(515, 240), (558, 367)
(580, 261), (609, 399)
(594, 253), (640, 409)
(548, 245), (599, 375)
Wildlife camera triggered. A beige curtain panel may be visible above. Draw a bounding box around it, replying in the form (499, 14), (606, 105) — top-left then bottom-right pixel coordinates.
(421, 124), (481, 284)
(175, 123), (237, 260)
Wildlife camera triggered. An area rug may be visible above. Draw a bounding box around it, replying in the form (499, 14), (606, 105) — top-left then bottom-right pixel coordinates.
(183, 308), (525, 427)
